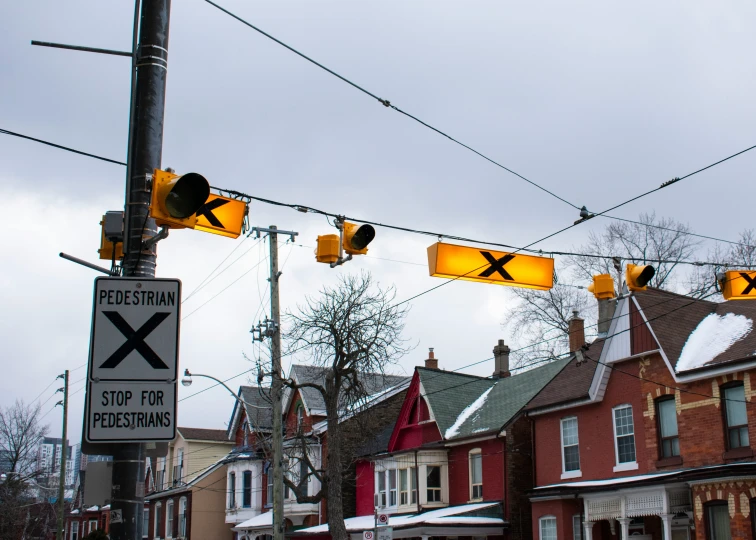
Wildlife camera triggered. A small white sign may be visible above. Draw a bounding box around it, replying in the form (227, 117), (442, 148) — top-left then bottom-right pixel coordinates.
(89, 277), (181, 382)
(377, 527), (392, 540)
(377, 514), (389, 526)
(110, 509), (123, 524)
(86, 380), (176, 442)
(363, 532), (374, 540)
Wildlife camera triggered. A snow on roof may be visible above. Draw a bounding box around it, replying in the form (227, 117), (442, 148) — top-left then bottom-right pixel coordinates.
(235, 511), (272, 530)
(297, 502), (499, 533)
(676, 313), (753, 372)
(445, 385), (495, 439)
(70, 509), (80, 515)
(86, 505), (99, 512)
(535, 470), (680, 490)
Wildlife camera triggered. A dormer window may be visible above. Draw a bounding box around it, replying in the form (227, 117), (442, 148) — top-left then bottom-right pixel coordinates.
(296, 404), (304, 430)
(409, 396), (430, 424)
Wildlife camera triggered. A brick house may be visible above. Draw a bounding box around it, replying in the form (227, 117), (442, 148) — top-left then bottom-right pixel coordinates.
(229, 365), (409, 540)
(296, 346), (569, 540)
(527, 287), (756, 540)
(145, 427), (233, 539)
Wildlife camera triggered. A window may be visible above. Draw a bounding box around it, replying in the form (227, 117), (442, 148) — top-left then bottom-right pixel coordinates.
(243, 470), (252, 508)
(469, 450), (482, 500)
(177, 448), (184, 484)
(377, 470), (387, 507)
(388, 469), (397, 506)
(561, 417), (580, 474)
(656, 397), (680, 458)
(71, 521), (79, 540)
(143, 508), (149, 538)
(399, 469), (409, 505)
(242, 421), (250, 446)
(266, 468), (273, 506)
(539, 516), (557, 540)
(166, 499), (174, 538)
(296, 405), (304, 430)
(410, 467), (417, 504)
(426, 466), (441, 502)
(572, 515), (582, 540)
(88, 520), (97, 534)
(299, 458), (308, 488)
(178, 497), (187, 537)
(707, 502), (732, 540)
(154, 502), (162, 539)
(613, 405), (637, 466)
(229, 472), (236, 508)
(723, 384), (749, 449)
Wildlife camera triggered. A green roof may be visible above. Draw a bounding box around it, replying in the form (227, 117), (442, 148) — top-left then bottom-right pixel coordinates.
(419, 358), (570, 440)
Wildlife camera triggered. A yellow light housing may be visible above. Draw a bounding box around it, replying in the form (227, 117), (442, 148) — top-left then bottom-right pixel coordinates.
(626, 263), (656, 291)
(587, 274), (615, 299)
(149, 169), (210, 229)
(316, 234), (340, 264)
(721, 270), (756, 300)
(342, 222), (376, 255)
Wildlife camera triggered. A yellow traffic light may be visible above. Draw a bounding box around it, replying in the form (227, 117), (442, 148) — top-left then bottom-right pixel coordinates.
(587, 274), (615, 299)
(316, 234), (340, 264)
(342, 222), (375, 255)
(150, 169), (210, 229)
(721, 270), (756, 300)
(626, 264), (655, 291)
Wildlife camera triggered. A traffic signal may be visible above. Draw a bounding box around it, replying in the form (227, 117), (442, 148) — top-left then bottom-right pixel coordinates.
(720, 270), (756, 300)
(587, 274), (615, 299)
(626, 264), (655, 291)
(342, 222), (375, 255)
(98, 213), (124, 261)
(315, 234), (340, 264)
(150, 169), (210, 229)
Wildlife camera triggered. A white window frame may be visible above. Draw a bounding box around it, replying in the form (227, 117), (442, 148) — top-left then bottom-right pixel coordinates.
(612, 404), (639, 472)
(425, 465), (443, 503)
(88, 520), (97, 534)
(71, 521), (79, 540)
(154, 502), (162, 539)
(143, 508), (149, 539)
(178, 496), (187, 538)
(560, 417), (582, 479)
(469, 449), (483, 501)
(166, 499), (174, 539)
(539, 515), (557, 540)
(572, 514), (582, 540)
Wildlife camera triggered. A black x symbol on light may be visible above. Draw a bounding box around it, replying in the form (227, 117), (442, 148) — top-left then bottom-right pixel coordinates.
(740, 272), (756, 295)
(478, 252), (515, 280)
(99, 311), (171, 370)
(196, 198), (229, 228)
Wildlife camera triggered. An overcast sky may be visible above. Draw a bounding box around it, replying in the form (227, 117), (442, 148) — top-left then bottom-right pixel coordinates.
(2, 0), (755, 447)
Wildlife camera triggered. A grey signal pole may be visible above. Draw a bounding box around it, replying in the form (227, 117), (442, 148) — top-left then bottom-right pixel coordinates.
(114, 1), (171, 539)
(56, 370), (69, 540)
(269, 226), (284, 540)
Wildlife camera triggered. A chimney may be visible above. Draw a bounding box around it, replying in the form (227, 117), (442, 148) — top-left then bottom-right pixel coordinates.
(425, 348), (438, 370)
(597, 298), (616, 337)
(568, 310), (585, 353)
(493, 339), (511, 378)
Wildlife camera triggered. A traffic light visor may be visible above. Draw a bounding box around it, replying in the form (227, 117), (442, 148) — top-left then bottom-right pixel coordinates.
(626, 264), (655, 291)
(349, 224), (375, 250)
(165, 173), (210, 218)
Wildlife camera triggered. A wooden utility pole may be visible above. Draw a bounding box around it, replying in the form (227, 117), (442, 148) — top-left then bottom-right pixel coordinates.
(269, 226), (284, 540)
(55, 370), (69, 540)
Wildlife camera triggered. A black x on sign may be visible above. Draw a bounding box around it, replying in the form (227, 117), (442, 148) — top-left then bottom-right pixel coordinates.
(89, 277), (181, 382)
(478, 252), (515, 280)
(194, 194), (247, 239)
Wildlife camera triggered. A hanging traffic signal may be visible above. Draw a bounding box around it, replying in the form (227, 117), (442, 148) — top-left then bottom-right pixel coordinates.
(587, 274), (615, 299)
(315, 234), (340, 264)
(150, 169), (210, 229)
(626, 264), (655, 291)
(721, 270), (756, 300)
(98, 213), (124, 261)
(342, 222), (375, 255)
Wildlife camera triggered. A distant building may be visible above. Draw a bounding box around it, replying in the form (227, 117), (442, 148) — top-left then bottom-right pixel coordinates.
(37, 437), (75, 488)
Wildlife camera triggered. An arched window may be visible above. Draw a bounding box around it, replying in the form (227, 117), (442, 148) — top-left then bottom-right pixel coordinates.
(705, 501), (731, 539)
(166, 499), (174, 539)
(154, 502), (162, 539)
(178, 497), (187, 537)
(539, 515), (557, 540)
(296, 404), (304, 430)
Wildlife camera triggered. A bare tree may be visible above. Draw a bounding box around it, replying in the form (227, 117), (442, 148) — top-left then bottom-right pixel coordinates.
(0, 400), (49, 540)
(505, 214), (705, 363)
(282, 272), (410, 540)
(685, 229), (756, 298)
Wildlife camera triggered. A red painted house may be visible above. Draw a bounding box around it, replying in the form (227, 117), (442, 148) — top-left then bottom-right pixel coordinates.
(298, 346), (569, 540)
(527, 287), (756, 540)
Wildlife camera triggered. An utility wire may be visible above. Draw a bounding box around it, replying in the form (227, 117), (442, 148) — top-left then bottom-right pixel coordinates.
(0, 128), (126, 166)
(201, 0), (580, 211)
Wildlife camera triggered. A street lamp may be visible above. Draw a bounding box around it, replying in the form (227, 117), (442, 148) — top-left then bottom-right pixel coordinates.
(181, 369), (269, 409)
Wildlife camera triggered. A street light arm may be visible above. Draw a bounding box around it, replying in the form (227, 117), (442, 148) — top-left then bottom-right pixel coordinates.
(183, 369), (270, 409)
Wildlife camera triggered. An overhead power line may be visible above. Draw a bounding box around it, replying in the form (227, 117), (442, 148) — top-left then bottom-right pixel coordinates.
(201, 0), (580, 211)
(0, 128), (127, 166)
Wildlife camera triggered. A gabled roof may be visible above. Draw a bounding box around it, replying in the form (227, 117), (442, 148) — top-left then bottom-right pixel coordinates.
(286, 364), (409, 416)
(634, 288), (756, 373)
(227, 386), (273, 440)
(177, 427), (231, 443)
(419, 358), (570, 440)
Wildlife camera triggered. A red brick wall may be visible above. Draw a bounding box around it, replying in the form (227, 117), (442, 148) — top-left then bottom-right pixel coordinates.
(447, 438), (505, 506)
(285, 390), (322, 436)
(534, 358), (648, 486)
(531, 499), (582, 540)
(637, 353), (756, 470)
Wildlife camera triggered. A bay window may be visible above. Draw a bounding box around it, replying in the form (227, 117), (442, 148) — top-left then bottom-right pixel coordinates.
(426, 466), (441, 502)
